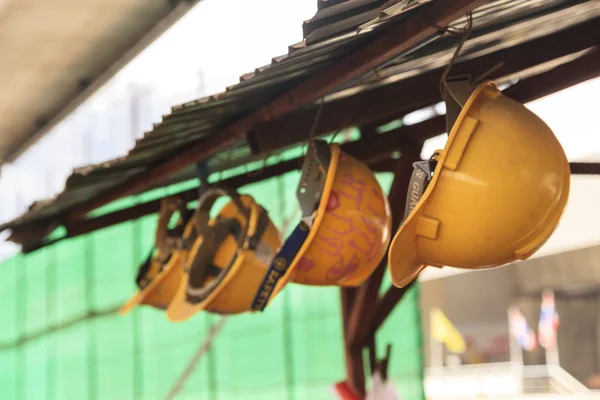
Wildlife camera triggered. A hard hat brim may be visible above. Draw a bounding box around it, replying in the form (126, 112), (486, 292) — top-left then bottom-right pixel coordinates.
(166, 245), (247, 321)
(119, 252), (185, 315)
(166, 198), (263, 321)
(266, 145), (341, 304)
(387, 211), (427, 288)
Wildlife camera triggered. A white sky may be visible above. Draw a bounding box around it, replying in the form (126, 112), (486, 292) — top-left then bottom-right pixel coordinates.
(115, 0), (318, 98)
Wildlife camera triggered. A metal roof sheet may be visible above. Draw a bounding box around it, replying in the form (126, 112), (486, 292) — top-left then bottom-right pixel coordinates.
(2, 0), (599, 246)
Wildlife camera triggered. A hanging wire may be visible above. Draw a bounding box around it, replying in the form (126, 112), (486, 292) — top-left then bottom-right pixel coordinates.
(433, 11), (474, 36)
(329, 113), (356, 145)
(474, 61), (504, 85)
(439, 12), (474, 97)
(297, 98), (326, 167)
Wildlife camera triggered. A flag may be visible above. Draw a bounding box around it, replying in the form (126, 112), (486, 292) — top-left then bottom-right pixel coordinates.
(430, 308), (466, 354)
(508, 306), (537, 351)
(538, 290), (560, 350)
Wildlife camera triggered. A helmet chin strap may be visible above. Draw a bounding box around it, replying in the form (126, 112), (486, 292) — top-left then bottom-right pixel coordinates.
(250, 140), (332, 312)
(403, 158), (436, 223)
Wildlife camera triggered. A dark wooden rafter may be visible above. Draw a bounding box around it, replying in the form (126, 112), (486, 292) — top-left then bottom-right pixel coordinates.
(340, 146), (421, 395)
(17, 45), (600, 252)
(344, 146), (422, 349)
(369, 279), (418, 340)
(22, 135), (419, 252)
(570, 163), (600, 175)
(248, 17), (600, 153)
(63, 0), (488, 220)
(340, 287), (364, 396)
(503, 49), (600, 103)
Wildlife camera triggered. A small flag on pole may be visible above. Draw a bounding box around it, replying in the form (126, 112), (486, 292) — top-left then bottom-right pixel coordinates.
(538, 290), (560, 350)
(430, 308), (466, 354)
(508, 306), (537, 352)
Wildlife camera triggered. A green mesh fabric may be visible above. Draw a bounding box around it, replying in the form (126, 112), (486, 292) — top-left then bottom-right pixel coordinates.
(0, 173), (424, 399)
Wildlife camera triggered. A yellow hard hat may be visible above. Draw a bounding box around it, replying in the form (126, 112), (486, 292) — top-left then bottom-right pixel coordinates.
(388, 80), (570, 287)
(166, 188), (282, 321)
(119, 197), (193, 314)
(250, 141), (392, 311)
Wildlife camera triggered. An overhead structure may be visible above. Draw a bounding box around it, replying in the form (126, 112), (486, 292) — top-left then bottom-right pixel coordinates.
(0, 0), (201, 163)
(1, 0), (600, 395)
(2, 0), (599, 252)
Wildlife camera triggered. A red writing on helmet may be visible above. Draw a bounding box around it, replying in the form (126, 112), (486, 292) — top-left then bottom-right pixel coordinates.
(318, 235), (344, 258)
(326, 254), (361, 282)
(324, 211), (355, 236)
(349, 186), (387, 262)
(315, 170), (388, 284)
(336, 172), (366, 210)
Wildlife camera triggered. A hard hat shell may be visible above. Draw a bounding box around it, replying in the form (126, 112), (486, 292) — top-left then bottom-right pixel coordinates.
(167, 191), (282, 321)
(118, 250), (188, 314)
(119, 197), (193, 315)
(388, 81), (570, 287)
(268, 143), (391, 302)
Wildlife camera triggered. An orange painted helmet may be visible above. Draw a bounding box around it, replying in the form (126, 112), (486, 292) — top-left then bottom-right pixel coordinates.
(250, 140), (392, 311)
(120, 196), (193, 314)
(166, 188), (282, 321)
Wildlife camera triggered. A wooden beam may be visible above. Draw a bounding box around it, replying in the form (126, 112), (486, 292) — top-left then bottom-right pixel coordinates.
(345, 146), (422, 349)
(503, 49), (600, 103)
(63, 135), (427, 238)
(23, 81), (597, 250)
(570, 163), (600, 175)
(66, 159), (300, 237)
(248, 18), (600, 153)
(341, 146), (422, 395)
(65, 0), (486, 220)
(18, 40), (600, 250)
(20, 135), (422, 252)
(341, 288), (358, 331)
(368, 280), (417, 340)
(340, 287), (364, 396)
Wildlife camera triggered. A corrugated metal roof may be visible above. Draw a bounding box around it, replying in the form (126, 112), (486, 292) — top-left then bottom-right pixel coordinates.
(2, 0), (599, 246)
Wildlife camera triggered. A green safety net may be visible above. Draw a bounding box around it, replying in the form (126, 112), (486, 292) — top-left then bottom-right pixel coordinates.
(0, 169), (424, 400)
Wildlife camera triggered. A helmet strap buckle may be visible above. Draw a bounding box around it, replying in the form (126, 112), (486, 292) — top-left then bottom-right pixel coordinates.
(297, 140), (330, 219)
